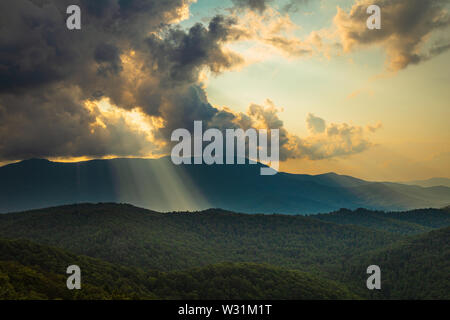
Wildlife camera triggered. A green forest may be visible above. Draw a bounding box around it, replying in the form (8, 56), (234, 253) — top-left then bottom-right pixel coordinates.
(0, 203), (449, 300)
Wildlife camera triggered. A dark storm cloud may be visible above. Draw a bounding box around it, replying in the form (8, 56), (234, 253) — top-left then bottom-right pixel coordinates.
(0, 1), (79, 92)
(108, 15), (246, 144)
(94, 43), (123, 76)
(0, 86), (151, 160)
(0, 0), (379, 162)
(0, 0), (192, 95)
(145, 15), (244, 84)
(334, 0), (450, 71)
(0, 0), (245, 160)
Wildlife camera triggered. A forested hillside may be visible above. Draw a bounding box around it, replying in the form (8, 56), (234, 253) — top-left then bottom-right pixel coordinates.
(0, 204), (449, 300)
(0, 238), (357, 300)
(0, 238), (153, 299)
(313, 208), (450, 235)
(328, 227), (450, 299)
(0, 203), (402, 273)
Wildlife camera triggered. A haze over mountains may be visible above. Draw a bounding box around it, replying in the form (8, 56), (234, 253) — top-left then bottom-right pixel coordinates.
(0, 158), (449, 214)
(401, 177), (450, 188)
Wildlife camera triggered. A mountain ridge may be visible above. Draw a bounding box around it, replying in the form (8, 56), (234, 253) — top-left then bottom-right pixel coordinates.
(0, 158), (449, 214)
(400, 177), (450, 188)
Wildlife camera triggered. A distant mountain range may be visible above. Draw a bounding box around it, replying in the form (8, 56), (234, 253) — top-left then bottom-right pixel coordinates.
(0, 158), (449, 214)
(401, 177), (450, 188)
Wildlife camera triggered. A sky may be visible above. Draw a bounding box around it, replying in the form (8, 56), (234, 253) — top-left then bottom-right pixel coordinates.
(0, 0), (449, 181)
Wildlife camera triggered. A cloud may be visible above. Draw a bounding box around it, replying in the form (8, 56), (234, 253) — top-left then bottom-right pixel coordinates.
(227, 6), (322, 59)
(367, 122), (383, 133)
(145, 15), (245, 84)
(306, 113), (326, 134)
(0, 87), (154, 160)
(210, 102), (379, 162)
(292, 115), (380, 160)
(264, 35), (313, 57)
(231, 0), (271, 13)
(231, 0), (310, 14)
(0, 0), (238, 160)
(0, 0), (378, 163)
(282, 0), (310, 13)
(333, 0), (450, 71)
(429, 41), (450, 56)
